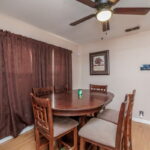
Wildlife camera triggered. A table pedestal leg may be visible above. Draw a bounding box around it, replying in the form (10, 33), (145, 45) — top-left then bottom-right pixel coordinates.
(79, 116), (86, 128)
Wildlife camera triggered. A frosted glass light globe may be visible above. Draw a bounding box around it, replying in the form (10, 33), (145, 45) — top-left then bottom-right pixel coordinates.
(96, 9), (112, 22)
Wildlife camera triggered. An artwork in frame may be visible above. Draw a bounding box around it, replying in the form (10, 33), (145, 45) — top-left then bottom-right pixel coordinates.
(90, 50), (110, 75)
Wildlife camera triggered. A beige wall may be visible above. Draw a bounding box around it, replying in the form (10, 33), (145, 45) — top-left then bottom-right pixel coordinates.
(79, 31), (150, 121)
(0, 13), (80, 89)
(0, 13), (150, 121)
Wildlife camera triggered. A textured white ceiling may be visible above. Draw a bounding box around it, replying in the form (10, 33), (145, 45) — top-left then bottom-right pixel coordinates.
(0, 0), (150, 44)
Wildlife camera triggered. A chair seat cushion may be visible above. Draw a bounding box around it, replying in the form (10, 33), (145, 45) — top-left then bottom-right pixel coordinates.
(79, 118), (117, 148)
(54, 117), (78, 137)
(97, 109), (119, 124)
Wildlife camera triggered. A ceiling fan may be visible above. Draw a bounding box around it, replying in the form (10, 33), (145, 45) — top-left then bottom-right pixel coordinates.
(70, 0), (150, 32)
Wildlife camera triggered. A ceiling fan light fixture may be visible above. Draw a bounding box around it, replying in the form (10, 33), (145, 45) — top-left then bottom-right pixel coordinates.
(96, 9), (112, 22)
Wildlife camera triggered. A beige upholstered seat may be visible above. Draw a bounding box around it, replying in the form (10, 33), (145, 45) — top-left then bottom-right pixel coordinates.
(54, 117), (79, 137)
(79, 118), (117, 148)
(97, 109), (119, 124)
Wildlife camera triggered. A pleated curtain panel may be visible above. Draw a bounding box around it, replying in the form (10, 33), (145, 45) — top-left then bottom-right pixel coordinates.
(54, 46), (72, 91)
(0, 30), (72, 139)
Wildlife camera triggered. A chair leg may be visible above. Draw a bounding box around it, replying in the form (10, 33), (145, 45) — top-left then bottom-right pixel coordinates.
(121, 136), (125, 150)
(34, 127), (36, 141)
(124, 135), (128, 150)
(49, 139), (54, 150)
(129, 123), (133, 150)
(57, 141), (62, 149)
(125, 121), (132, 150)
(73, 128), (78, 150)
(35, 128), (40, 150)
(129, 139), (132, 150)
(80, 137), (85, 150)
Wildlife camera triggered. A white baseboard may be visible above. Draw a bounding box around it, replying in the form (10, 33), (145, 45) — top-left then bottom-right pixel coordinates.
(133, 117), (150, 125)
(0, 125), (34, 144)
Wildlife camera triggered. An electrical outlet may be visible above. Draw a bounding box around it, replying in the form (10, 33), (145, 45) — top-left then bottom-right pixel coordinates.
(139, 111), (144, 118)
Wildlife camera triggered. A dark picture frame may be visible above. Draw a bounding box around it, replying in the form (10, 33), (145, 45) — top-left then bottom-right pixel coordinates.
(90, 50), (110, 75)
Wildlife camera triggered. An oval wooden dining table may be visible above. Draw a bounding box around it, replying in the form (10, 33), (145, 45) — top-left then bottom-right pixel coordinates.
(46, 89), (114, 118)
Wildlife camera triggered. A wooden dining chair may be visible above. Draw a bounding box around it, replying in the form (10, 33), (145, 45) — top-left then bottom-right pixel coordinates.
(79, 96), (128, 150)
(32, 86), (54, 97)
(54, 84), (69, 93)
(97, 90), (136, 150)
(32, 87), (54, 141)
(31, 93), (78, 150)
(90, 84), (107, 94)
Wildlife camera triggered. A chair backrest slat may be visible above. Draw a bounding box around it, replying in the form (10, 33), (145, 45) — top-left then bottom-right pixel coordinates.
(116, 95), (128, 149)
(124, 90), (136, 150)
(90, 84), (107, 94)
(127, 90), (136, 122)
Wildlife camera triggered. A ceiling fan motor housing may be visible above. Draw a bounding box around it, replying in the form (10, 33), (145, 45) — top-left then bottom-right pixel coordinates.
(95, 0), (109, 4)
(95, 0), (113, 10)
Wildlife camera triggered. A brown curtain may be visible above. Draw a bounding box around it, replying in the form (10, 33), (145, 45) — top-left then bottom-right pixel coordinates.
(32, 42), (53, 88)
(54, 47), (72, 90)
(0, 30), (53, 139)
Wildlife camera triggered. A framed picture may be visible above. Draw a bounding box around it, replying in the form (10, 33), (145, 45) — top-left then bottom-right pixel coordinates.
(90, 50), (110, 75)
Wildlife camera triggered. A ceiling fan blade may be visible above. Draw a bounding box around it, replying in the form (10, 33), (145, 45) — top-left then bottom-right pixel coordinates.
(113, 8), (150, 15)
(70, 14), (95, 26)
(76, 0), (97, 8)
(102, 21), (110, 32)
